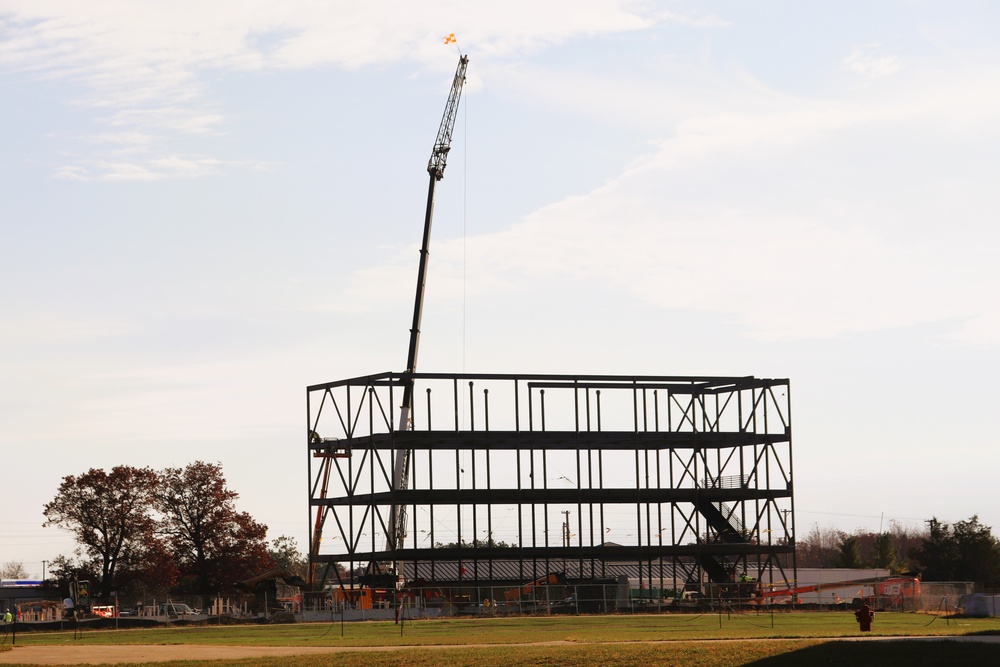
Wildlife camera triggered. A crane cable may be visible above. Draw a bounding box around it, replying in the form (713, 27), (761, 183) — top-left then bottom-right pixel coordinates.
(461, 81), (468, 484)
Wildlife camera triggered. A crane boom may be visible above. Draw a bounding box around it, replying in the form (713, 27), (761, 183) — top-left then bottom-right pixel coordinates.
(427, 56), (470, 180)
(390, 55), (469, 556)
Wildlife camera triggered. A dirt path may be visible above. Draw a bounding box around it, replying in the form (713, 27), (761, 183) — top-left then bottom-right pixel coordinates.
(0, 644), (411, 665)
(3, 636), (999, 665)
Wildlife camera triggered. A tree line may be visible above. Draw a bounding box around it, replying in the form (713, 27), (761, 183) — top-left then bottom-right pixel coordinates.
(42, 461), (301, 603)
(796, 515), (1000, 586)
(42, 460), (1000, 598)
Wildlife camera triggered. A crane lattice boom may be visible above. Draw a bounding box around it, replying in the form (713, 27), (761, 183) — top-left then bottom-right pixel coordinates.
(428, 55), (469, 180)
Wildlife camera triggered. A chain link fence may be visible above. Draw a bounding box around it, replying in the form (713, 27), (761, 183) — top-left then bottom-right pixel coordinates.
(10, 580), (984, 627)
(300, 579), (979, 620)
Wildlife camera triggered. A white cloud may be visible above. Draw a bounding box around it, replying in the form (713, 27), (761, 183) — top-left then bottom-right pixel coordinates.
(51, 164), (89, 181)
(844, 44), (901, 79)
(0, 0), (664, 179)
(421, 201), (945, 342)
(102, 108), (227, 135)
(341, 60), (1000, 345)
(653, 9), (729, 29)
(5, 2), (999, 342)
(51, 153), (270, 181)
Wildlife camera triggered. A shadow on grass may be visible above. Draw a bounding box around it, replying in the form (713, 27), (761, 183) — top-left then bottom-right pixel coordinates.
(744, 639), (1000, 666)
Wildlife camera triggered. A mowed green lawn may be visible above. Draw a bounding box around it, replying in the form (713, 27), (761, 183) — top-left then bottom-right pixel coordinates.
(13, 611), (1000, 646)
(6, 613), (1000, 666)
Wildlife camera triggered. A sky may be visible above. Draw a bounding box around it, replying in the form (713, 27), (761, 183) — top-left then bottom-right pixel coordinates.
(2, 1), (999, 579)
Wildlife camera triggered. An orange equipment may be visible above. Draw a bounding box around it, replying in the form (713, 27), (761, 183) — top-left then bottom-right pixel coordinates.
(503, 573), (564, 602)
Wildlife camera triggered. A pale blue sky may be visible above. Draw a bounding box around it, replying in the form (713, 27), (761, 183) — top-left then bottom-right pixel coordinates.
(2, 1), (999, 577)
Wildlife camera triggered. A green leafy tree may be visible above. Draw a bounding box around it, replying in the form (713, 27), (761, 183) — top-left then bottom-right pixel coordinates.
(835, 535), (866, 568)
(951, 516), (1000, 586)
(910, 518), (960, 581)
(873, 532), (901, 573)
(268, 536), (307, 578)
(887, 521), (924, 572)
(434, 538), (515, 549)
(46, 554), (98, 587)
(43, 466), (160, 598)
(798, 523), (924, 572)
(909, 516), (1000, 584)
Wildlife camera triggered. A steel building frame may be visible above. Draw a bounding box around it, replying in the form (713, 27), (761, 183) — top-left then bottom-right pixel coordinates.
(307, 372), (795, 597)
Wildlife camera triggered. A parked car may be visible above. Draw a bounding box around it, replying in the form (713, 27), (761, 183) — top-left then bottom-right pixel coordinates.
(159, 602), (198, 616)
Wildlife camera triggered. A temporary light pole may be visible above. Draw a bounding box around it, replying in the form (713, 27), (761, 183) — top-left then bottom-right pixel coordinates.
(390, 55), (469, 560)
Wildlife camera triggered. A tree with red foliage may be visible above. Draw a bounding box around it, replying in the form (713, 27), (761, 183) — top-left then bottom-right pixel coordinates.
(114, 529), (179, 598)
(43, 466), (159, 599)
(156, 461), (271, 597)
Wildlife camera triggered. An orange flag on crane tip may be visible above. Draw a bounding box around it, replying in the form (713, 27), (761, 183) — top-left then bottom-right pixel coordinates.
(443, 33), (456, 45)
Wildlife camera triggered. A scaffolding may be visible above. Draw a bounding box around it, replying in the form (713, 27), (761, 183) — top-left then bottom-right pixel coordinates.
(307, 372), (795, 599)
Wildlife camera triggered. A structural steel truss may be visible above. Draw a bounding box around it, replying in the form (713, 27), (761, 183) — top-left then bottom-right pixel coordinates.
(307, 372), (796, 594)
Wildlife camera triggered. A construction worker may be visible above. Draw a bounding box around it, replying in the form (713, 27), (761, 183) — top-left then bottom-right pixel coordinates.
(3, 608), (11, 625)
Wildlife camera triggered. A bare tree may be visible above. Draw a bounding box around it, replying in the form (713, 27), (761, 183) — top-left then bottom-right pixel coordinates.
(796, 524), (843, 567)
(1, 561), (29, 579)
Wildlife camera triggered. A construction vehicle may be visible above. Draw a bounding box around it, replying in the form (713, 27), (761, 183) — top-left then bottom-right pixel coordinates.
(91, 605), (116, 618)
(503, 572), (566, 603)
(760, 575), (920, 605)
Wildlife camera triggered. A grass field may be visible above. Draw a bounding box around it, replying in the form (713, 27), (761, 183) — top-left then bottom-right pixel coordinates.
(12, 611), (1000, 646)
(4, 613), (1000, 666)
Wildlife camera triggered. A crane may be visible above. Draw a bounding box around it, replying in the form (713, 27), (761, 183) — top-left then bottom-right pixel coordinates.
(307, 56), (469, 589)
(390, 54), (469, 559)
